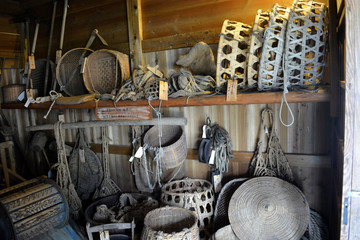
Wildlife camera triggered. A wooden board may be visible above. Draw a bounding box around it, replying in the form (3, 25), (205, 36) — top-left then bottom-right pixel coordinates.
(96, 106), (152, 120)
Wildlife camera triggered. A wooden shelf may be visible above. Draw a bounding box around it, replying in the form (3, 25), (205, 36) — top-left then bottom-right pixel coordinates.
(1, 87), (330, 110)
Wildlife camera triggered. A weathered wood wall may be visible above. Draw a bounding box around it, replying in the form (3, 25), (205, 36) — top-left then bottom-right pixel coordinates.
(0, 16), (22, 69)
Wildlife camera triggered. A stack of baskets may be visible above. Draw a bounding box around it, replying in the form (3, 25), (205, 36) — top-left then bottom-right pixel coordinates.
(216, 0), (327, 91)
(161, 179), (215, 239)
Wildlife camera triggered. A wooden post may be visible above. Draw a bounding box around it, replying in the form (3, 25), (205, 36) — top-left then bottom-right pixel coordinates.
(127, 0), (144, 70)
(340, 0), (360, 238)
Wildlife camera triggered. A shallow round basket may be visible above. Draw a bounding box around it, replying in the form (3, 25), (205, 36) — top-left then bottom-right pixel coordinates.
(83, 49), (130, 94)
(161, 179), (214, 239)
(56, 48), (93, 96)
(228, 177), (310, 240)
(143, 125), (187, 169)
(141, 206), (199, 240)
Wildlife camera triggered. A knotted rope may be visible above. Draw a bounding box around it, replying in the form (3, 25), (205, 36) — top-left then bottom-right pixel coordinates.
(54, 121), (82, 218)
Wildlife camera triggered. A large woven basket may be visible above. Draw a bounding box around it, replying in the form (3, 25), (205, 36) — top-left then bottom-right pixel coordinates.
(161, 179), (214, 239)
(2, 84), (25, 103)
(143, 125), (187, 170)
(83, 49), (130, 94)
(213, 178), (247, 232)
(141, 206), (199, 240)
(212, 225), (239, 240)
(228, 177), (310, 240)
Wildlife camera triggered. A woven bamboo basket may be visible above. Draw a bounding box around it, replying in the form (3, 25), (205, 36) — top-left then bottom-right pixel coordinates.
(143, 125), (187, 170)
(2, 84), (25, 103)
(284, 0), (327, 90)
(212, 225), (239, 240)
(161, 179), (214, 239)
(141, 206), (199, 240)
(228, 177), (310, 240)
(83, 50), (130, 94)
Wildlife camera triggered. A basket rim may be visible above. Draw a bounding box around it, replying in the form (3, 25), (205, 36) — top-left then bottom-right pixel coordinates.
(161, 179), (213, 196)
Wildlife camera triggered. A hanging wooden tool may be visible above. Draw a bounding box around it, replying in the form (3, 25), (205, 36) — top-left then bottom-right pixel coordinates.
(25, 21), (39, 103)
(93, 127), (121, 199)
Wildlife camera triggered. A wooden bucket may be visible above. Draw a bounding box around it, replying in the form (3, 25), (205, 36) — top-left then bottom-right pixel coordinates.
(141, 206), (199, 240)
(0, 177), (69, 240)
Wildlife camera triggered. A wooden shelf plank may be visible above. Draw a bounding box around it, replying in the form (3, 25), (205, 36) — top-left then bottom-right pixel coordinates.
(1, 87), (330, 110)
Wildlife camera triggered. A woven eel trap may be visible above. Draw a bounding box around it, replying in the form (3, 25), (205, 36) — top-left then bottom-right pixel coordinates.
(83, 49), (130, 94)
(228, 176), (310, 240)
(141, 206), (199, 240)
(284, 0), (327, 90)
(143, 125), (187, 170)
(258, 4), (290, 91)
(216, 20), (252, 88)
(161, 179), (214, 239)
(247, 10), (270, 89)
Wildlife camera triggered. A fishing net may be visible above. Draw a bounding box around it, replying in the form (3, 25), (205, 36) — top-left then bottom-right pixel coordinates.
(216, 20), (252, 88)
(56, 48), (93, 96)
(258, 4), (290, 91)
(249, 108), (294, 182)
(284, 0), (327, 90)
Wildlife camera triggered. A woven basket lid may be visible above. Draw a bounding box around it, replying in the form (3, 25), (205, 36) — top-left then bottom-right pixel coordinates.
(228, 177), (309, 240)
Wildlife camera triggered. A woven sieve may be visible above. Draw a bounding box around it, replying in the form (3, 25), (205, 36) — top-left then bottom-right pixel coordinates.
(83, 50), (130, 94)
(161, 179), (214, 239)
(216, 20), (252, 88)
(228, 177), (310, 240)
(284, 0), (327, 90)
(213, 178), (247, 232)
(141, 206), (199, 240)
(247, 10), (270, 88)
(56, 48), (93, 96)
(258, 4), (290, 91)
(143, 125), (187, 170)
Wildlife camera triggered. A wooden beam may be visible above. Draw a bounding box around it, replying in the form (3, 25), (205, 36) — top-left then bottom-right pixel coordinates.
(2, 87), (331, 110)
(127, 0), (144, 69)
(85, 144), (331, 168)
(142, 29), (219, 53)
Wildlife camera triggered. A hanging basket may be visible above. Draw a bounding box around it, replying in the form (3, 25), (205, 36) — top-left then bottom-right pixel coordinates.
(161, 179), (214, 239)
(228, 177), (310, 240)
(258, 4), (290, 91)
(143, 125), (187, 170)
(216, 20), (252, 88)
(141, 206), (199, 240)
(247, 10), (270, 88)
(284, 0), (327, 90)
(83, 50), (130, 94)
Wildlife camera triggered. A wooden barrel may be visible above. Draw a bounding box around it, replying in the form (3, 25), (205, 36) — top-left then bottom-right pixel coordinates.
(0, 177), (69, 240)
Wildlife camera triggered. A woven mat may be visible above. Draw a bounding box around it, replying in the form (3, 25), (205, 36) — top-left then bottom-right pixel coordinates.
(228, 176), (309, 240)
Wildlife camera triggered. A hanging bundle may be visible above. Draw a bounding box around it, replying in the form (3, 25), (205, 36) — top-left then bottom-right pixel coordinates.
(216, 20), (252, 88)
(93, 127), (121, 199)
(199, 118), (234, 174)
(168, 68), (215, 98)
(258, 4), (290, 91)
(284, 0), (327, 90)
(54, 121), (82, 218)
(249, 108), (294, 182)
(68, 128), (103, 200)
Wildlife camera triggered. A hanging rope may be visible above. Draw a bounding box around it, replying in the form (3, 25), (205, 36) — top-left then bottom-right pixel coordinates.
(54, 121), (82, 218)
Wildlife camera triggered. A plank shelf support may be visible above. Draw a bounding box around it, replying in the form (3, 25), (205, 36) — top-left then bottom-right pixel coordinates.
(1, 87), (331, 110)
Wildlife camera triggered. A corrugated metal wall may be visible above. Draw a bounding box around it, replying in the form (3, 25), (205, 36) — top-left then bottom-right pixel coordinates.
(1, 45), (331, 220)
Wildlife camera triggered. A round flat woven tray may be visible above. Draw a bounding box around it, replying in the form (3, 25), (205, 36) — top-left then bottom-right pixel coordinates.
(56, 48), (93, 96)
(83, 49), (130, 94)
(228, 177), (309, 240)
